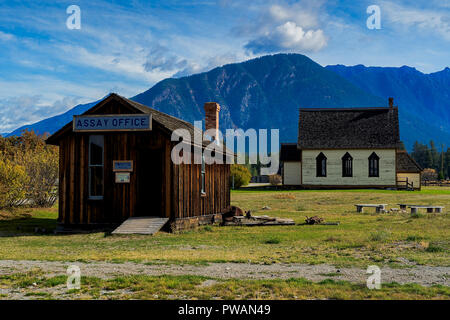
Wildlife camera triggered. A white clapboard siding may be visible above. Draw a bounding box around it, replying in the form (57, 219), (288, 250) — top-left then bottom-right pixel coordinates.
(283, 161), (302, 185)
(302, 149), (396, 186)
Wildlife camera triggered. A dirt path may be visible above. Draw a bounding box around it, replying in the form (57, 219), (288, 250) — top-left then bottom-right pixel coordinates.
(0, 260), (449, 287)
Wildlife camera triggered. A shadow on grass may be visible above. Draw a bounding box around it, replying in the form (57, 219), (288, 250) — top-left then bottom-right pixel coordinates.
(0, 216), (57, 237)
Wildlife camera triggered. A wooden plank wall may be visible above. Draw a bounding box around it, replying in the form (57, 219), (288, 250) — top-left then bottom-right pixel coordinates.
(171, 156), (231, 219)
(57, 99), (230, 226)
(58, 131), (173, 225)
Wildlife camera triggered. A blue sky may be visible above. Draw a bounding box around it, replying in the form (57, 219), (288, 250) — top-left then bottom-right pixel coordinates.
(0, 0), (449, 132)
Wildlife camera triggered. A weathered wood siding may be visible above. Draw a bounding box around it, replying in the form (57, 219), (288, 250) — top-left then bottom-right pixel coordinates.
(57, 98), (231, 226)
(283, 161), (302, 185)
(58, 130), (171, 225)
(171, 159), (230, 219)
(301, 149), (396, 186)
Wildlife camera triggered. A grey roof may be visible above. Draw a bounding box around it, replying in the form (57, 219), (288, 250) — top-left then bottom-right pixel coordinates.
(280, 143), (301, 162)
(397, 151), (423, 173)
(298, 107), (400, 149)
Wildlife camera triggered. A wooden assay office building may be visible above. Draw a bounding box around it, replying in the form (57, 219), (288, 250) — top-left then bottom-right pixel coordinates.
(47, 94), (232, 231)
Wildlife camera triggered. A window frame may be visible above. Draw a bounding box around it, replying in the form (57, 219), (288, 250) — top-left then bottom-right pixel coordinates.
(201, 154), (206, 195)
(316, 152), (327, 177)
(368, 152), (380, 177)
(342, 152), (353, 177)
(88, 135), (104, 200)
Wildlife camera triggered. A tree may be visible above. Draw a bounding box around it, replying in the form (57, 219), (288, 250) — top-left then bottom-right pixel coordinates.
(429, 140), (439, 169)
(0, 130), (58, 208)
(230, 164), (252, 189)
(445, 148), (450, 179)
(0, 155), (28, 208)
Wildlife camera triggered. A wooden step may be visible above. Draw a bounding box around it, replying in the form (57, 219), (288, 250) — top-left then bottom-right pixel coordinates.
(112, 217), (169, 235)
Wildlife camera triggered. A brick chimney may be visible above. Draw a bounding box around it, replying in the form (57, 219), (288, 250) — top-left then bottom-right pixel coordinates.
(389, 97), (394, 109)
(204, 102), (221, 141)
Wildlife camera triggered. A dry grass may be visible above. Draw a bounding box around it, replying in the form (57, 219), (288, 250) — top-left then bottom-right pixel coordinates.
(0, 188), (448, 267)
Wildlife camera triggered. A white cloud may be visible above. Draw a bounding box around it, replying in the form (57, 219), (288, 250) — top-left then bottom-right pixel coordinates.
(246, 21), (327, 53)
(0, 95), (80, 132)
(382, 1), (450, 40)
(240, 1), (328, 54)
(269, 4), (319, 29)
(0, 30), (15, 41)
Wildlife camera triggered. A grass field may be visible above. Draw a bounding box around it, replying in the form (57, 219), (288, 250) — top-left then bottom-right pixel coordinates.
(0, 187), (449, 299)
(0, 187), (448, 267)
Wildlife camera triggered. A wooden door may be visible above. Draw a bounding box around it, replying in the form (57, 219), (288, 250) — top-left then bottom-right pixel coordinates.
(136, 148), (163, 216)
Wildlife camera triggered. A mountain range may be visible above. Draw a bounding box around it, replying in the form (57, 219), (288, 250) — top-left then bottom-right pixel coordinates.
(6, 53), (450, 150)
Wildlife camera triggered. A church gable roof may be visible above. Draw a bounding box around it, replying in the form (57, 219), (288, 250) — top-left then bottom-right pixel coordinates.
(298, 107), (400, 149)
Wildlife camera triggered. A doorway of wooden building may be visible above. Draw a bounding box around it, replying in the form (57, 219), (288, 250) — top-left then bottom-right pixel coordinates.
(136, 148), (163, 217)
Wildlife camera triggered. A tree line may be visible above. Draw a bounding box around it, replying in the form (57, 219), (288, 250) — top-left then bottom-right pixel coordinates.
(411, 141), (450, 180)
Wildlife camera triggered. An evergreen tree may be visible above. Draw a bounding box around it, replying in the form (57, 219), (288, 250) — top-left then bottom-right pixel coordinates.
(445, 148), (450, 179)
(429, 140), (439, 168)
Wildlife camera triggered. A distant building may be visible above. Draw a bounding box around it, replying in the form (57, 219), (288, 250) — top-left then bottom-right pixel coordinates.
(280, 98), (422, 190)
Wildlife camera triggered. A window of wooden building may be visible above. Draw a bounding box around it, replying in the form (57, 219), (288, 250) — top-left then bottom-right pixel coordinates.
(342, 152), (353, 177)
(89, 135), (104, 199)
(201, 154), (206, 194)
(369, 152), (380, 177)
(316, 152), (327, 177)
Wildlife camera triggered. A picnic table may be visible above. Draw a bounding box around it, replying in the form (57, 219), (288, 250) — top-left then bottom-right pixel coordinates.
(355, 204), (388, 213)
(409, 205), (445, 214)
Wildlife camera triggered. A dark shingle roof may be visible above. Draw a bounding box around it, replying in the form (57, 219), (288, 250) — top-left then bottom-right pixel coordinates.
(280, 143), (301, 162)
(47, 93), (233, 156)
(397, 151), (423, 173)
(298, 108), (400, 149)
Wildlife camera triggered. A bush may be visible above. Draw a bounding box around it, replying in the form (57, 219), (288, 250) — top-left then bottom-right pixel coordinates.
(230, 164), (251, 189)
(0, 156), (28, 208)
(269, 174), (282, 185)
(0, 130), (58, 208)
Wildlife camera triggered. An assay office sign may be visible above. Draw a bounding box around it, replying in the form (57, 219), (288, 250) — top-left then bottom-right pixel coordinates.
(73, 114), (152, 132)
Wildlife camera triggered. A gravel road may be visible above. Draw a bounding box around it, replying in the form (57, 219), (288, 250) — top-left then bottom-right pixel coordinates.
(0, 260), (449, 287)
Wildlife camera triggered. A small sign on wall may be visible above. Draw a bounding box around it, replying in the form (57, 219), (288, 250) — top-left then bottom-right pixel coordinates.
(115, 172), (131, 183)
(113, 160), (133, 172)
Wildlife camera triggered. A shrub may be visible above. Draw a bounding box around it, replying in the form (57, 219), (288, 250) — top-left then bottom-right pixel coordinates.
(269, 174), (282, 185)
(0, 130), (58, 208)
(0, 156), (28, 208)
(230, 164), (251, 189)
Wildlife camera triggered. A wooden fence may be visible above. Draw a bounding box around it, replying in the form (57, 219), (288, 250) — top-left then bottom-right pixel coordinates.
(422, 180), (450, 187)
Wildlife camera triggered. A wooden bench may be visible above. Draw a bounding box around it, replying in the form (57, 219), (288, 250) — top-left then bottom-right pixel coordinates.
(397, 204), (420, 210)
(355, 204), (387, 213)
(409, 206), (444, 214)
